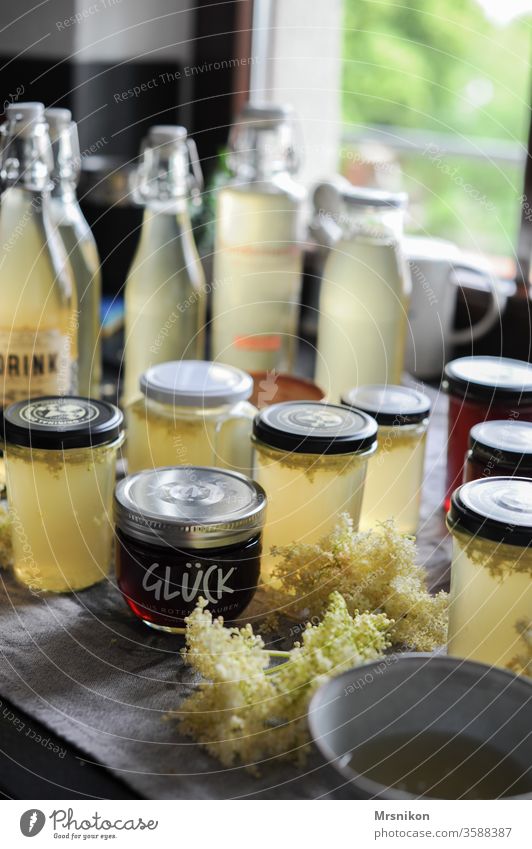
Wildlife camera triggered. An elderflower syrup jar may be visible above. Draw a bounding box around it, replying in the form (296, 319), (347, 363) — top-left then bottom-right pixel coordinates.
(341, 385), (431, 535)
(4, 396), (124, 592)
(443, 356), (532, 509)
(114, 466), (266, 631)
(126, 360), (256, 475)
(252, 401), (377, 580)
(447, 477), (532, 671)
(464, 420), (532, 484)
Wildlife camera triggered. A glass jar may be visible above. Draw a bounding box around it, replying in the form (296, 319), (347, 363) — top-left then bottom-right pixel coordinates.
(464, 420), (532, 484)
(443, 356), (532, 509)
(4, 396), (123, 592)
(341, 384), (431, 535)
(114, 466), (266, 631)
(447, 477), (532, 671)
(252, 401), (377, 580)
(127, 360), (256, 475)
(314, 181), (411, 400)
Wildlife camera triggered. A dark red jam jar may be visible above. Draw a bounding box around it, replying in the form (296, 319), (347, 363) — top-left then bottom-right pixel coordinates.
(114, 466), (267, 632)
(464, 419), (532, 484)
(443, 356), (532, 509)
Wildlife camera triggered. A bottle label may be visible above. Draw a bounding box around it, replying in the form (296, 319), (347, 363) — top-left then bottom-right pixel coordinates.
(0, 328), (74, 406)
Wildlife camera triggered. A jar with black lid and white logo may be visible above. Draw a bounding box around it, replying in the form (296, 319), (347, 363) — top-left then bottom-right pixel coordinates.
(252, 401), (377, 580)
(4, 396), (124, 592)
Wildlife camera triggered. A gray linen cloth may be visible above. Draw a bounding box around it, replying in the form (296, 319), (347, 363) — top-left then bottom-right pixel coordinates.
(0, 389), (450, 799)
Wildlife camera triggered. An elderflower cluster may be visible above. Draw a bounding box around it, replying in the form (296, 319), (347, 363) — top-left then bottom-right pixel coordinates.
(269, 514), (448, 651)
(177, 592), (390, 770)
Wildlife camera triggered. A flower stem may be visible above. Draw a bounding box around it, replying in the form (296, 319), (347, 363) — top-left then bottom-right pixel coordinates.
(266, 650), (290, 658)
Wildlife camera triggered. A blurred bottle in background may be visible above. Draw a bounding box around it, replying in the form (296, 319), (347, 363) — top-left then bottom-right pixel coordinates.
(211, 103), (305, 372)
(122, 125), (206, 406)
(313, 179), (411, 400)
(0, 102), (77, 407)
(46, 108), (102, 398)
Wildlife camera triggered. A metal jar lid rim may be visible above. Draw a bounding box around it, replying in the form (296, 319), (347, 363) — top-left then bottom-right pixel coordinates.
(341, 384), (431, 426)
(447, 476), (532, 547)
(3, 396), (123, 450)
(443, 356), (532, 403)
(253, 401), (378, 455)
(114, 466), (267, 550)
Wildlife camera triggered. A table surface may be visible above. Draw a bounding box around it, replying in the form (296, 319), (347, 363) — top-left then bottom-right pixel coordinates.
(0, 387), (451, 800)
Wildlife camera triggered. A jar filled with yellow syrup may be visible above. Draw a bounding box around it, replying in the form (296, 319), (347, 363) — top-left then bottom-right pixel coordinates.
(342, 384), (431, 535)
(127, 360), (256, 476)
(252, 401), (377, 580)
(4, 396), (123, 592)
(447, 477), (532, 674)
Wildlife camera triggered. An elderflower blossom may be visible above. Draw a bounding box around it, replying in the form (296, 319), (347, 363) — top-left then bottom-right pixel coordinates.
(176, 593), (390, 770)
(269, 514), (448, 651)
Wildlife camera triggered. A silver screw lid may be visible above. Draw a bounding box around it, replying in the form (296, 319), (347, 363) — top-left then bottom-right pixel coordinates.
(114, 466), (267, 550)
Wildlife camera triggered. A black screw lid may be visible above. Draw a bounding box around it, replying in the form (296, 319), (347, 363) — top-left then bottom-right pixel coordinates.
(3, 396), (124, 450)
(443, 356), (532, 404)
(253, 401), (377, 455)
(469, 420), (532, 474)
(448, 477), (532, 547)
(341, 384), (431, 426)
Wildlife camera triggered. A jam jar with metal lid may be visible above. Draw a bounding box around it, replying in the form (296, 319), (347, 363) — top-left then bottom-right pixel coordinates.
(127, 360), (256, 476)
(114, 466), (267, 631)
(341, 384), (431, 535)
(252, 401), (377, 580)
(443, 356), (532, 509)
(4, 396), (124, 592)
(464, 420), (532, 484)
(447, 477), (532, 671)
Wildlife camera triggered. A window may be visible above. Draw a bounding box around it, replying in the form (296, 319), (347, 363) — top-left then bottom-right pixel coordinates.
(341, 0), (532, 258)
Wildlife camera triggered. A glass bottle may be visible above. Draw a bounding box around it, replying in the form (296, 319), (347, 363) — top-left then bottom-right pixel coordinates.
(127, 360), (256, 475)
(252, 401), (377, 581)
(447, 477), (532, 672)
(45, 108), (102, 398)
(443, 356), (532, 509)
(122, 125), (206, 406)
(0, 102), (77, 408)
(314, 181), (410, 400)
(342, 384), (431, 535)
(211, 103), (305, 372)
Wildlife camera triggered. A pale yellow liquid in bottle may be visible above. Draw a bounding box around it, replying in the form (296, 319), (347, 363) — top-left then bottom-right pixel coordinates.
(254, 442), (369, 581)
(127, 398), (255, 476)
(359, 424), (427, 535)
(447, 535), (532, 670)
(212, 185), (303, 372)
(52, 197), (102, 397)
(6, 441), (120, 592)
(0, 187), (77, 405)
(315, 238), (410, 401)
(123, 208), (206, 405)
